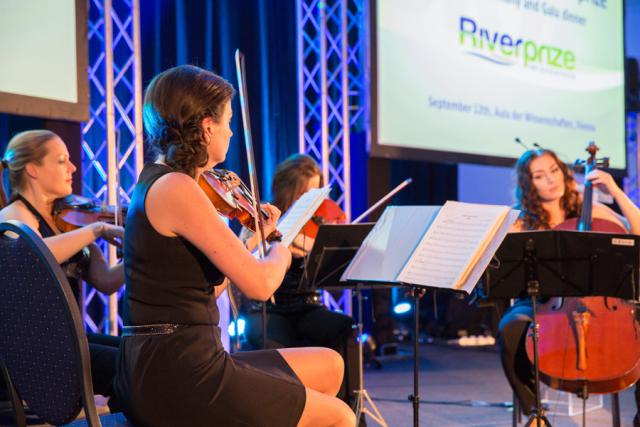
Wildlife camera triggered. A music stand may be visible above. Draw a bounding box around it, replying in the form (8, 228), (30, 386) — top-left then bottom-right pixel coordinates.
(301, 223), (391, 427)
(482, 230), (640, 427)
(301, 223), (374, 293)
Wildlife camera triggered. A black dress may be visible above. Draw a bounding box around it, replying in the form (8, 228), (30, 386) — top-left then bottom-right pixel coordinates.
(114, 164), (306, 427)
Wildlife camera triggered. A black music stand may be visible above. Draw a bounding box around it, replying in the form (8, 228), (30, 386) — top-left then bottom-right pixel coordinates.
(301, 223), (374, 293)
(482, 230), (640, 427)
(301, 223), (392, 427)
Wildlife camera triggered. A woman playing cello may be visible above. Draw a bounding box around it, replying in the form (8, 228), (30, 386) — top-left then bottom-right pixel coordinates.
(499, 147), (640, 424)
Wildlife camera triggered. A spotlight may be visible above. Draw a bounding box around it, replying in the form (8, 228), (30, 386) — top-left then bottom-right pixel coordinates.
(228, 317), (246, 337)
(391, 288), (412, 315)
(393, 302), (412, 315)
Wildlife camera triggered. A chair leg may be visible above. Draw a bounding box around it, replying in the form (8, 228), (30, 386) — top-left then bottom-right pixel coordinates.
(513, 392), (521, 427)
(611, 392), (621, 427)
(0, 362), (26, 427)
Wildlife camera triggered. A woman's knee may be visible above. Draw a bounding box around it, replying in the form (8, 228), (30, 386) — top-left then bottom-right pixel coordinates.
(334, 398), (356, 426)
(320, 348), (344, 396)
(298, 389), (355, 427)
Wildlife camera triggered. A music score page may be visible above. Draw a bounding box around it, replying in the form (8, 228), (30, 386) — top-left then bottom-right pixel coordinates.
(397, 201), (510, 290)
(277, 186), (331, 247)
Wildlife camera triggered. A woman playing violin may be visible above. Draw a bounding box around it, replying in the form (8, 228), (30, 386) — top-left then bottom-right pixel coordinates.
(0, 129), (124, 406)
(241, 153), (360, 413)
(113, 65), (355, 427)
(499, 148), (640, 423)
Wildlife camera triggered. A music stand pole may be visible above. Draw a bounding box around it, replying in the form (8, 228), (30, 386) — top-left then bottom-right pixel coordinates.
(353, 284), (388, 427)
(354, 284), (364, 423)
(409, 286), (422, 426)
(523, 238), (552, 427)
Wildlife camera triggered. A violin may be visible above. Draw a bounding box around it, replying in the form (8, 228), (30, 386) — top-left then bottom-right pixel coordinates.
(198, 168), (281, 241)
(300, 198), (347, 239)
(525, 142), (640, 395)
(53, 194), (127, 233)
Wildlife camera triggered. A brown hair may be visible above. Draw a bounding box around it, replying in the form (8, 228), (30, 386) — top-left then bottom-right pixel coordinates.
(272, 154), (323, 213)
(0, 130), (58, 208)
(514, 149), (581, 230)
(143, 65), (235, 177)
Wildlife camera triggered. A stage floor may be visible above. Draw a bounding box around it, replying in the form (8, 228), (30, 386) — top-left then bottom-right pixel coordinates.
(363, 343), (637, 427)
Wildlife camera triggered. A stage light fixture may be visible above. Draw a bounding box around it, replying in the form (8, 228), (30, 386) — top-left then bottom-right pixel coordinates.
(393, 302), (412, 315)
(391, 288), (413, 316)
(228, 317), (246, 337)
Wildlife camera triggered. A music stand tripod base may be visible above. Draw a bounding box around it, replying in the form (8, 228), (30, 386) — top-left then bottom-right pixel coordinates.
(353, 283), (388, 427)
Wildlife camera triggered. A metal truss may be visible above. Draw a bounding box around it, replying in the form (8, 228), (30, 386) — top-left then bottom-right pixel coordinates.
(624, 112), (639, 205)
(297, 0), (368, 314)
(82, 0), (143, 335)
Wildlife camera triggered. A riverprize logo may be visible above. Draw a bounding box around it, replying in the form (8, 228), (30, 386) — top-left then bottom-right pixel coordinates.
(459, 16), (576, 71)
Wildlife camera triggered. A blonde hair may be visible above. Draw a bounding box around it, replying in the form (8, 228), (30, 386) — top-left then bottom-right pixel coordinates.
(0, 130), (58, 207)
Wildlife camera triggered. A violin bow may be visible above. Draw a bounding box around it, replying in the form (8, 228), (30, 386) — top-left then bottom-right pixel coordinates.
(235, 49), (268, 257)
(235, 49), (273, 347)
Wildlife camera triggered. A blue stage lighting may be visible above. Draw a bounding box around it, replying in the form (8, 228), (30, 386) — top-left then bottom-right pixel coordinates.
(357, 332), (369, 343)
(228, 317), (246, 337)
(393, 302), (412, 315)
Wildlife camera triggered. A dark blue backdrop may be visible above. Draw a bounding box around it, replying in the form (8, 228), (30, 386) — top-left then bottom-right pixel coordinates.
(140, 0), (299, 202)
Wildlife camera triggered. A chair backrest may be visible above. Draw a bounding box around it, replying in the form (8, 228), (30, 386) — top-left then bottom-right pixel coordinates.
(0, 220), (100, 426)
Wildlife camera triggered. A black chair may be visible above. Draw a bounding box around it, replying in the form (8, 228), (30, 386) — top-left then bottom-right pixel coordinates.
(0, 220), (129, 427)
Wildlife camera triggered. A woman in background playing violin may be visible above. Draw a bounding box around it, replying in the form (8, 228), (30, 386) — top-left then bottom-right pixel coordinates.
(113, 65), (354, 426)
(499, 148), (640, 424)
(0, 129), (124, 407)
(241, 153), (361, 414)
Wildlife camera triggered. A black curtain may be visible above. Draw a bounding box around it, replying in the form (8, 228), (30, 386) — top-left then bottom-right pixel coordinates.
(140, 0), (299, 201)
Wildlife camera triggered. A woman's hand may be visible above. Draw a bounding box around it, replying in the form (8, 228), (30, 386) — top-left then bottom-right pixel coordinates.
(586, 169), (622, 196)
(260, 203), (281, 238)
(92, 222), (124, 247)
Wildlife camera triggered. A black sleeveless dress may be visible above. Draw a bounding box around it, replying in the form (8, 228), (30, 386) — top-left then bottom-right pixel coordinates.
(113, 164), (306, 427)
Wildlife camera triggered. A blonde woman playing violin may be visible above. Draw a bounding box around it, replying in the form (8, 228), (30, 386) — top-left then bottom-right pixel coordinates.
(0, 129), (124, 408)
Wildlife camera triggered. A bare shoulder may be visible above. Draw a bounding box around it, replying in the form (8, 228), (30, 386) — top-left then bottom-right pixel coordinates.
(145, 171), (211, 236)
(0, 202), (41, 235)
(149, 171), (200, 200)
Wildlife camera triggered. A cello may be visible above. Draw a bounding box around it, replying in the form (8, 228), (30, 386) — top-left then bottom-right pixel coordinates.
(525, 143), (640, 396)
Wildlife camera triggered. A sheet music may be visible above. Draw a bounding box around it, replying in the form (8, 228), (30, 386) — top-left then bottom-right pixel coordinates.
(397, 201), (510, 289)
(340, 206), (440, 283)
(277, 186), (331, 247)
(456, 209), (520, 293)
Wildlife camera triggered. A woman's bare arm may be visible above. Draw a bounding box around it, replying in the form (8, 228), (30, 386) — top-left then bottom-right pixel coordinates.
(84, 243), (124, 295)
(0, 203), (111, 263)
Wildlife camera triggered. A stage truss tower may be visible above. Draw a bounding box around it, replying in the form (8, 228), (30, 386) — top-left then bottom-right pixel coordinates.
(297, 0), (369, 315)
(82, 0), (143, 335)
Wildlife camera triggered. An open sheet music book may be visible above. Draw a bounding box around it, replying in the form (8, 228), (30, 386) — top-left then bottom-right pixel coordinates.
(341, 201), (520, 293)
(276, 185), (331, 247)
